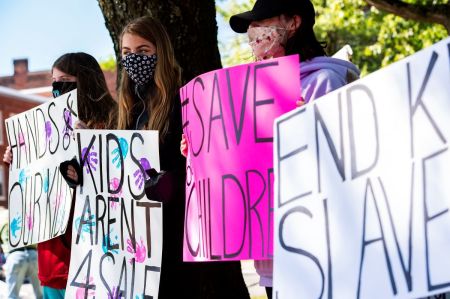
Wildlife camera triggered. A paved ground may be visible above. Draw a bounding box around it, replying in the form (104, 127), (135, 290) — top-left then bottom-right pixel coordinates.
(0, 280), (36, 299)
(0, 260), (267, 299)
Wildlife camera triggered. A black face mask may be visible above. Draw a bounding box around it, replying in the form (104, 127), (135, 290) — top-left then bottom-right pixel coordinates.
(52, 81), (77, 98)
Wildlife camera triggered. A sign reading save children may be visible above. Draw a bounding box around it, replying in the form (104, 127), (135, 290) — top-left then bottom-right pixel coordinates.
(181, 55), (300, 261)
(274, 38), (450, 298)
(65, 129), (162, 299)
(5, 90), (78, 248)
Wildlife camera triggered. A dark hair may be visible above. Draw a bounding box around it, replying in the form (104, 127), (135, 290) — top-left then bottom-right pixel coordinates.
(52, 52), (117, 129)
(283, 13), (327, 61)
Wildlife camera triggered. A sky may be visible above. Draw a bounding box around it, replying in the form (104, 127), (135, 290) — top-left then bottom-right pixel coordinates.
(0, 0), (237, 76)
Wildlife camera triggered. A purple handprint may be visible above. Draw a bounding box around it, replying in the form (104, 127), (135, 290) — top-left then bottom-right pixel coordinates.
(127, 237), (146, 264)
(44, 121), (52, 142)
(133, 158), (151, 189)
(81, 146), (98, 174)
(108, 286), (120, 299)
(63, 108), (73, 136)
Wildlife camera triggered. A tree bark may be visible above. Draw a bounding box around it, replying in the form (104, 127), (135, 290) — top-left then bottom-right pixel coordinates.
(364, 0), (450, 34)
(97, 0), (222, 83)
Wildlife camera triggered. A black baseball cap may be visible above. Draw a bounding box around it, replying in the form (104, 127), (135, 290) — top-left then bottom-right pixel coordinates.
(230, 0), (316, 33)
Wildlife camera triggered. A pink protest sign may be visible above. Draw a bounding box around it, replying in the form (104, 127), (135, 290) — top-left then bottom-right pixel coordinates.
(181, 55), (301, 261)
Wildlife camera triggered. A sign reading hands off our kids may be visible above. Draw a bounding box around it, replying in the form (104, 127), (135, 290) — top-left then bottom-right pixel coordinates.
(5, 90), (78, 248)
(274, 38), (450, 298)
(180, 55), (300, 261)
(66, 129), (162, 299)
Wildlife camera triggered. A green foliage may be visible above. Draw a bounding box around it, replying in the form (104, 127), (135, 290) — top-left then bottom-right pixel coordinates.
(98, 55), (117, 71)
(216, 0), (448, 75)
(313, 0), (448, 75)
(216, 0), (256, 67)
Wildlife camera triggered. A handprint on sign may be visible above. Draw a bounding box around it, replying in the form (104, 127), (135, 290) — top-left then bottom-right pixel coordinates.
(109, 178), (123, 206)
(10, 215), (22, 238)
(53, 193), (63, 210)
(102, 233), (119, 255)
(74, 215), (96, 242)
(81, 146), (98, 174)
(25, 213), (33, 231)
(111, 138), (129, 169)
(75, 276), (95, 298)
(18, 168), (30, 187)
(126, 237), (147, 264)
(44, 121), (52, 143)
(63, 108), (74, 138)
(133, 158), (151, 189)
(19, 133), (25, 147)
(108, 286), (120, 299)
(43, 171), (49, 193)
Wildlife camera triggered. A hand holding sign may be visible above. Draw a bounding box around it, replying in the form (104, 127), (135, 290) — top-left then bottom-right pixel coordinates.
(3, 146), (12, 164)
(180, 134), (188, 157)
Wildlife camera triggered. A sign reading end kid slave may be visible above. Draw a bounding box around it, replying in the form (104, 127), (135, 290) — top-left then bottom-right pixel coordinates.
(274, 38), (450, 298)
(5, 90), (78, 248)
(181, 55), (300, 261)
(66, 129), (162, 299)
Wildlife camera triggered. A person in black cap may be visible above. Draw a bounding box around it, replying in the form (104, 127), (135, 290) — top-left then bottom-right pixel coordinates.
(230, 0), (325, 63)
(229, 1), (360, 298)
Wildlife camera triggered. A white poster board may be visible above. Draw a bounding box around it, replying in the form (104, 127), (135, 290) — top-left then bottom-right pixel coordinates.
(5, 90), (78, 248)
(65, 129), (163, 299)
(274, 38), (450, 299)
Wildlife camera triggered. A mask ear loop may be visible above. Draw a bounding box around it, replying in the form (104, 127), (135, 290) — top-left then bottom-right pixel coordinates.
(134, 84), (147, 130)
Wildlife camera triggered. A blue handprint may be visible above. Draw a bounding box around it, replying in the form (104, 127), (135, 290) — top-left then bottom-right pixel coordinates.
(111, 138), (128, 168)
(74, 215), (96, 241)
(18, 168), (30, 187)
(43, 172), (49, 193)
(10, 215), (22, 238)
(102, 232), (119, 255)
(81, 146), (98, 174)
(133, 158), (151, 189)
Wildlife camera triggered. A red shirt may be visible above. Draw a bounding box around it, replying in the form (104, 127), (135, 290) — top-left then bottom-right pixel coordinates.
(37, 228), (71, 289)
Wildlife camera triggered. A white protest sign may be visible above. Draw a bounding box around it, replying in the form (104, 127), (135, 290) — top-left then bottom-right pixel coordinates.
(274, 37), (450, 299)
(66, 129), (162, 299)
(5, 90), (78, 248)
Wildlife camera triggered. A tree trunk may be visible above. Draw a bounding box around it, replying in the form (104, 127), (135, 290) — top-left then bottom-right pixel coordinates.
(364, 0), (450, 34)
(96, 0), (222, 83)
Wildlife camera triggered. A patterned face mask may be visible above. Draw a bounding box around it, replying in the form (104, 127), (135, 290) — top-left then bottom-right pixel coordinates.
(247, 26), (288, 60)
(121, 53), (157, 86)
